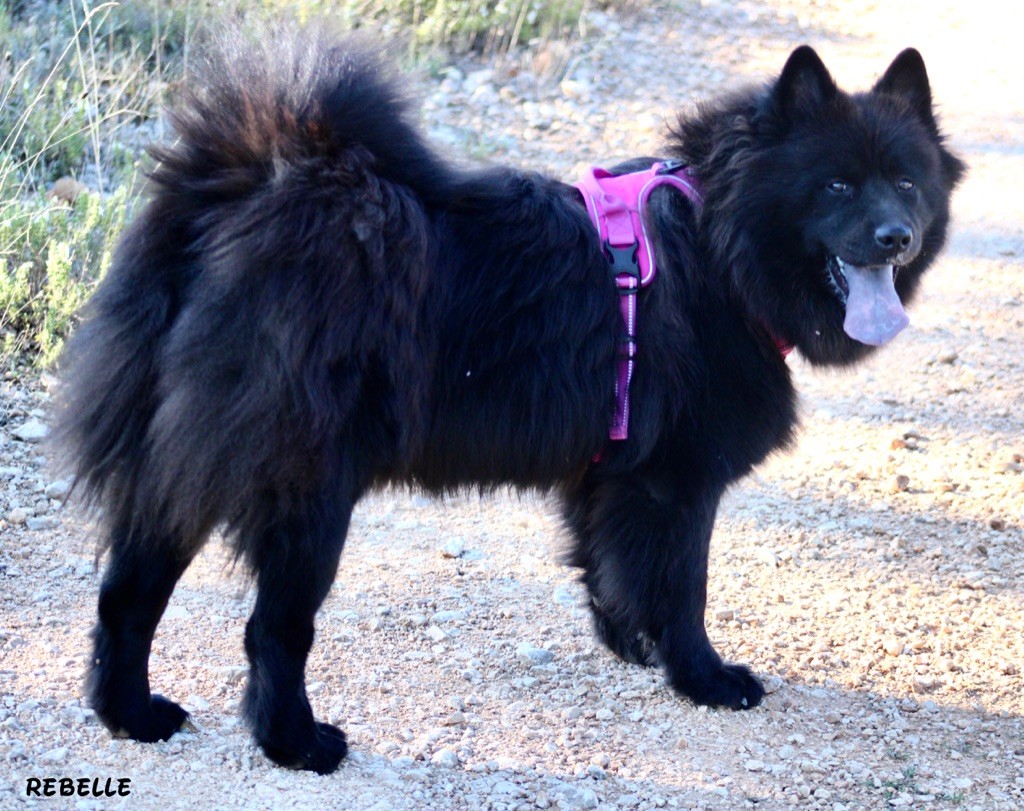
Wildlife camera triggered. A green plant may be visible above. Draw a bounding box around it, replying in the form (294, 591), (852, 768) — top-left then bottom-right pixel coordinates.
(408, 0), (585, 55)
(0, 185), (135, 364)
(880, 764), (920, 801)
(0, 1), (170, 367)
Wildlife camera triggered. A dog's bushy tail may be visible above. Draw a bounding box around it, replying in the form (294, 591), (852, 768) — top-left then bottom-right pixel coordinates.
(56, 23), (440, 550)
(149, 23), (452, 206)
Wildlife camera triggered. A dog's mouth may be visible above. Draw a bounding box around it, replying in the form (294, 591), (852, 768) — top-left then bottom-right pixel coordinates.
(826, 256), (909, 346)
(825, 255), (851, 302)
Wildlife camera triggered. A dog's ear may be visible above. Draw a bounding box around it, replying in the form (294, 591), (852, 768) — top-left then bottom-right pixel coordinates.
(873, 48), (935, 127)
(875, 49), (966, 186)
(772, 46), (837, 121)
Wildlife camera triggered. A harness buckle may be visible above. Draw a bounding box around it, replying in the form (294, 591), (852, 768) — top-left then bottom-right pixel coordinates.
(603, 240), (641, 294)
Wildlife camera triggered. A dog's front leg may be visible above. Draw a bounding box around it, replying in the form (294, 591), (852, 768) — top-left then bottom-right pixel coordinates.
(564, 466), (764, 710)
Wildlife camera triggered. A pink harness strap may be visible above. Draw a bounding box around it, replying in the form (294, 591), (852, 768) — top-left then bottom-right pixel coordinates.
(575, 162), (703, 441)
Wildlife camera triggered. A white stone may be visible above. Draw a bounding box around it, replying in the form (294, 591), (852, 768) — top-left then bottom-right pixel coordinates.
(441, 537), (466, 558)
(44, 480), (71, 499)
(429, 748), (460, 769)
(40, 747), (67, 763)
(516, 643), (553, 665)
(13, 420), (49, 442)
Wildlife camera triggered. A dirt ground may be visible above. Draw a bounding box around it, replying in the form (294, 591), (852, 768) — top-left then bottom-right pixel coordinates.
(1, 1), (1022, 809)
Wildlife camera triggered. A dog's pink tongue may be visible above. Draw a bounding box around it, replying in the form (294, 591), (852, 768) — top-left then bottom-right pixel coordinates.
(842, 263), (909, 346)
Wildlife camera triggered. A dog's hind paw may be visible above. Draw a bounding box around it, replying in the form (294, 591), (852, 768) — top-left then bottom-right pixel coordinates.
(260, 722), (348, 775)
(589, 599), (658, 667)
(105, 694), (192, 743)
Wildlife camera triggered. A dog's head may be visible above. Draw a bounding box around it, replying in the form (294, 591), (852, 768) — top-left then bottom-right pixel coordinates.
(683, 46), (966, 366)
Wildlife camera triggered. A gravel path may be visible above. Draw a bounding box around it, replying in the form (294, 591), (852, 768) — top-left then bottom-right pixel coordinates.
(2, 1), (1022, 809)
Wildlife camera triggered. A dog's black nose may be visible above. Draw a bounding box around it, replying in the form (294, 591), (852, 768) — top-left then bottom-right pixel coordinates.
(875, 222), (913, 254)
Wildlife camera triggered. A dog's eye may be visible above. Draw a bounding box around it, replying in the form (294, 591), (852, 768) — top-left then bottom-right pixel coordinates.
(897, 178), (915, 191)
(827, 180), (851, 194)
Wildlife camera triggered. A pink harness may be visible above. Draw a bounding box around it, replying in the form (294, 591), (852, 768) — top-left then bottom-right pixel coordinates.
(575, 162), (703, 441)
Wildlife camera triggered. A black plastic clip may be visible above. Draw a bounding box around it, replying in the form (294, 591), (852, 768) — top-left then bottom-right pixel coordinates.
(656, 159), (686, 175)
(604, 240), (641, 294)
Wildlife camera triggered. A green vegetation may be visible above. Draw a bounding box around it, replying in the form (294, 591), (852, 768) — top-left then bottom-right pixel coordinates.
(1, 1), (175, 367)
(1, 0), (612, 368)
(880, 764), (920, 801)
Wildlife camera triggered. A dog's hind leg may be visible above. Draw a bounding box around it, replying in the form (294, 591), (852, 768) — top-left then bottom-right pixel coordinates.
(240, 453), (363, 775)
(565, 467), (764, 711)
(89, 526), (199, 742)
(586, 590), (659, 668)
(563, 515), (658, 667)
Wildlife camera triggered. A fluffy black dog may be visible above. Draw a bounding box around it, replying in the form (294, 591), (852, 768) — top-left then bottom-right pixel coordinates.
(58, 26), (964, 773)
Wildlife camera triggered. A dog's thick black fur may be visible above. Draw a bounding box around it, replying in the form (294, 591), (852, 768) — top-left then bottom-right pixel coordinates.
(57, 26), (964, 773)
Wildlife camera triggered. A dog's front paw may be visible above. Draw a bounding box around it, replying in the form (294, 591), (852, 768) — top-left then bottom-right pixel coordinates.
(670, 660), (765, 710)
(260, 722), (348, 775)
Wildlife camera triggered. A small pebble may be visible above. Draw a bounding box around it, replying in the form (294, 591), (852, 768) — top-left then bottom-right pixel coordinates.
(429, 748), (460, 769)
(425, 625), (447, 642)
(883, 638), (905, 656)
(40, 747), (67, 764)
(516, 644), (554, 666)
(44, 480), (71, 499)
(442, 711), (465, 726)
(12, 420), (49, 442)
(441, 537), (466, 558)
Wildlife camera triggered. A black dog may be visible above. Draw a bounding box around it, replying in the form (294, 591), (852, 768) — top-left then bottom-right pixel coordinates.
(57, 26), (964, 773)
